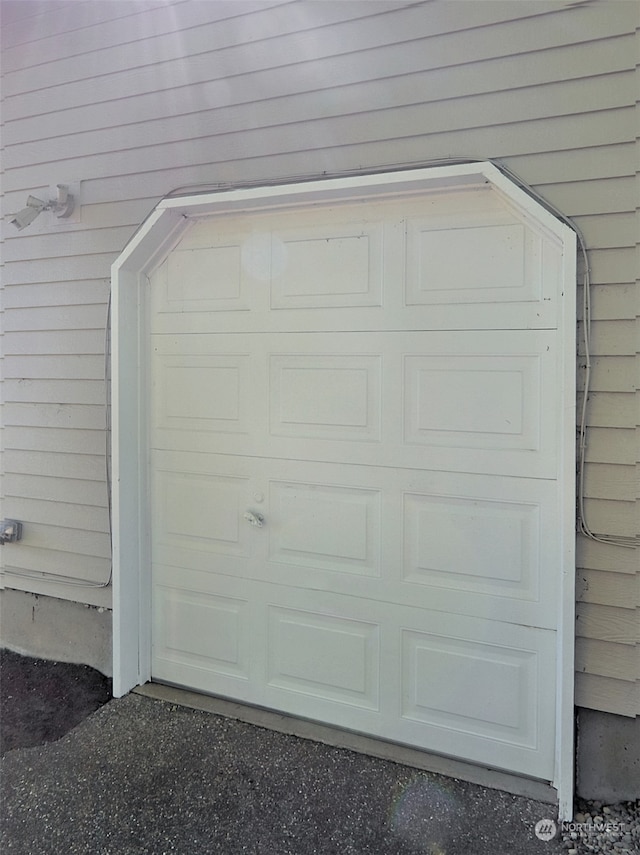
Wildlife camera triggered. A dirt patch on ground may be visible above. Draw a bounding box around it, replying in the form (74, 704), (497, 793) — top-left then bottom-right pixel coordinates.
(0, 648), (111, 755)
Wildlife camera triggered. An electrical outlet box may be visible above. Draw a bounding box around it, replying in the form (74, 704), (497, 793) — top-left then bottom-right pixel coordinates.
(0, 520), (23, 544)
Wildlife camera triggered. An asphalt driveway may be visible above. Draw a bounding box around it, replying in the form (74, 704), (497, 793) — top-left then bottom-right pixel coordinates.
(0, 683), (564, 855)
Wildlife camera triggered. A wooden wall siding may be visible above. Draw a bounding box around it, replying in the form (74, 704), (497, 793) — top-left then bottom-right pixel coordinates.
(1, 0), (638, 711)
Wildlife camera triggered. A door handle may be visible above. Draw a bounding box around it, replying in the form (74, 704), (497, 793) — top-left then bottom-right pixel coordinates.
(244, 510), (265, 528)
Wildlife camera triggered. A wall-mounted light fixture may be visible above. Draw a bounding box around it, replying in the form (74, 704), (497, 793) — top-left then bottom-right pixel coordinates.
(9, 184), (75, 230)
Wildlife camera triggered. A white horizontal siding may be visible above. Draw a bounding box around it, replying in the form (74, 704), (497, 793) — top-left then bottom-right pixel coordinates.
(579, 392), (635, 429)
(3, 402), (105, 428)
(575, 212), (636, 250)
(584, 427), (636, 465)
(1, 0), (186, 52)
(2, 1), (331, 69)
(3, 3), (633, 114)
(580, 283), (638, 320)
(2, 1), (597, 75)
(2, 226), (134, 262)
(577, 603), (637, 647)
(2, 280), (110, 309)
(506, 145), (636, 188)
(4, 473), (107, 506)
(575, 674), (638, 718)
(4, 108), (637, 196)
(4, 356), (104, 381)
(8, 144), (634, 224)
(5, 425), (106, 455)
(534, 177), (637, 217)
(4, 58), (636, 156)
(7, 496), (110, 533)
(580, 500), (636, 539)
(582, 464), (636, 502)
(577, 357), (635, 393)
(4, 330), (104, 355)
(5, 378), (104, 405)
(6, 450), (105, 481)
(0, 571), (110, 608)
(2, 547), (110, 580)
(577, 570), (638, 606)
(586, 247), (637, 284)
(578, 538), (639, 574)
(576, 638), (638, 683)
(1, 254), (120, 286)
(582, 320), (637, 356)
(6, 522), (110, 558)
(0, 0), (637, 715)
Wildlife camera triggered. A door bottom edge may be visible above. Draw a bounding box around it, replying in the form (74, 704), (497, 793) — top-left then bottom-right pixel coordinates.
(133, 680), (557, 807)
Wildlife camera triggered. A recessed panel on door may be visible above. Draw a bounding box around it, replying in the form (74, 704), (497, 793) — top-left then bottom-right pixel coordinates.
(269, 480), (381, 577)
(271, 221), (383, 309)
(154, 354), (249, 435)
(402, 492), (539, 601)
(403, 354), (540, 451)
(406, 220), (540, 305)
(267, 606), (380, 710)
(270, 354), (381, 442)
(154, 469), (250, 558)
(154, 586), (249, 680)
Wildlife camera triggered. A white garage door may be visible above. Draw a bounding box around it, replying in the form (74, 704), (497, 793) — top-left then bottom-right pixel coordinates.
(146, 184), (571, 781)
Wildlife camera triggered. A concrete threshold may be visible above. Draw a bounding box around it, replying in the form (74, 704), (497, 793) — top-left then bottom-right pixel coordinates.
(134, 681), (557, 806)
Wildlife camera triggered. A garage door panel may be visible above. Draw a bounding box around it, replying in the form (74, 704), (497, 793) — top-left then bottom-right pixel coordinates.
(406, 219), (541, 307)
(150, 219), (268, 317)
(154, 468), (252, 558)
(268, 480), (381, 577)
(152, 452), (557, 628)
(147, 176), (573, 786)
(270, 221), (384, 310)
(152, 248), (249, 316)
(402, 492), (540, 601)
(402, 631), (537, 742)
(398, 619), (556, 780)
(403, 355), (540, 451)
(153, 584), (251, 682)
(150, 189), (559, 335)
(151, 211), (386, 317)
(153, 353), (251, 437)
(166, 245), (248, 312)
(252, 585), (556, 780)
(267, 606), (380, 710)
(151, 331), (557, 477)
(151, 572), (554, 778)
(270, 354), (382, 442)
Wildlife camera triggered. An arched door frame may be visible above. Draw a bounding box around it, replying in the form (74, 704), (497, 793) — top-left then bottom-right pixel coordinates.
(111, 162), (576, 818)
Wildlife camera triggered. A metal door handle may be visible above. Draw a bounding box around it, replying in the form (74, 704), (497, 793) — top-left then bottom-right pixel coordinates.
(244, 510), (265, 528)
